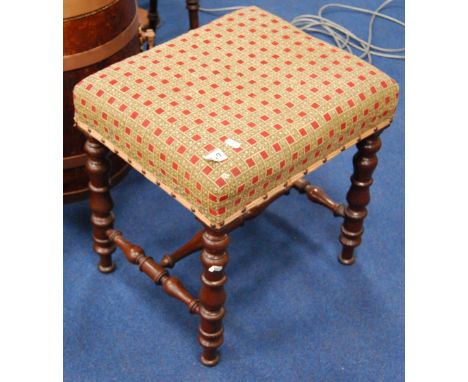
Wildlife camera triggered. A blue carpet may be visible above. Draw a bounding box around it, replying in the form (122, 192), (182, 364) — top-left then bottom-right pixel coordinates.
(64, 1), (404, 380)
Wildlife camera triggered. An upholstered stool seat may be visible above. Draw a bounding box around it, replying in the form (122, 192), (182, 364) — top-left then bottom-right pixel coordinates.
(74, 6), (398, 228)
(74, 6), (399, 367)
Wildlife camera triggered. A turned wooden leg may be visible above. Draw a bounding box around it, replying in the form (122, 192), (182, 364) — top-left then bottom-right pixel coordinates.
(339, 132), (382, 265)
(186, 0), (199, 29)
(85, 137), (116, 273)
(198, 228), (229, 366)
(148, 0), (159, 31)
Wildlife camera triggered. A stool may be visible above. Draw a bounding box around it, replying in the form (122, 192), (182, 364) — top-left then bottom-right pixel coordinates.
(74, 6), (399, 366)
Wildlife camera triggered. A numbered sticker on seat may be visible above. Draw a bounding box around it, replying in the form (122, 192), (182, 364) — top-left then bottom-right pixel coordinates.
(203, 148), (228, 162)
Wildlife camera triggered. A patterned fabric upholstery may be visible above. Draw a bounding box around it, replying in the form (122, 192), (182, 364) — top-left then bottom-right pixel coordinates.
(74, 6), (399, 227)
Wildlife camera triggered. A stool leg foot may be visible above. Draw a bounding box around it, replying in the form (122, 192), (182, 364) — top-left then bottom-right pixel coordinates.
(98, 262), (116, 274)
(339, 132), (382, 265)
(85, 138), (116, 274)
(198, 228), (229, 366)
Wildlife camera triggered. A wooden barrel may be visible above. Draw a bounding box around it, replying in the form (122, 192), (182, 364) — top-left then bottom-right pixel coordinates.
(63, 0), (141, 202)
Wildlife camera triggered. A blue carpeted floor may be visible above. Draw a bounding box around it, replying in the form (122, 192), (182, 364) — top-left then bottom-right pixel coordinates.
(64, 1), (404, 380)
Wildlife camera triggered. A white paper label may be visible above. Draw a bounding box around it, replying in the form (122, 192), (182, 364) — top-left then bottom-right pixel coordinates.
(208, 265), (223, 272)
(203, 148), (228, 162)
(225, 138), (241, 149)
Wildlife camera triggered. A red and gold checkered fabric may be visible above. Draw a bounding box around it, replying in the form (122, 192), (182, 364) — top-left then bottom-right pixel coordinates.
(74, 6), (399, 227)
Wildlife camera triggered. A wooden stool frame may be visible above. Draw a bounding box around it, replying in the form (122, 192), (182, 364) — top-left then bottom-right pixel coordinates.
(82, 1), (390, 366)
(83, 123), (387, 366)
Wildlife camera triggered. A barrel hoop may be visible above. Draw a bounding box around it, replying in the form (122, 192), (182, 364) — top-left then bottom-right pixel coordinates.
(63, 13), (139, 72)
(63, 0), (119, 20)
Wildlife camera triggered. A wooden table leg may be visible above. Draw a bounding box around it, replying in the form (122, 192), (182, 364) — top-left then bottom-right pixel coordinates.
(148, 0), (159, 31)
(339, 132), (383, 265)
(186, 0), (199, 29)
(198, 228), (229, 366)
(85, 138), (116, 273)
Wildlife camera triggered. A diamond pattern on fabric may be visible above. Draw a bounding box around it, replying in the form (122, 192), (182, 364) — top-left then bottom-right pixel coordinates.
(74, 6), (399, 227)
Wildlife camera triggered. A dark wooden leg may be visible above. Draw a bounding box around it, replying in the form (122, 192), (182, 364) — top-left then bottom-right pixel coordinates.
(339, 132), (382, 265)
(198, 228), (229, 366)
(148, 0), (159, 31)
(85, 137), (116, 273)
(186, 0), (199, 29)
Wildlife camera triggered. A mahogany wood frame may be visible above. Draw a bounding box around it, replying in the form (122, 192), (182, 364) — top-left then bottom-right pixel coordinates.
(84, 126), (388, 366)
(82, 3), (388, 365)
